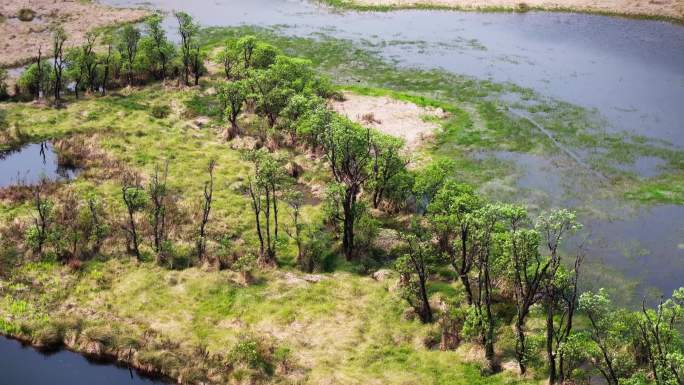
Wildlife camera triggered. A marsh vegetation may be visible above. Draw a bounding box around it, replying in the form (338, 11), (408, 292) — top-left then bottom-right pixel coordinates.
(0, 4), (683, 385)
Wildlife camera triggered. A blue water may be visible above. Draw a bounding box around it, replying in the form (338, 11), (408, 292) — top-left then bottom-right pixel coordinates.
(0, 336), (169, 385)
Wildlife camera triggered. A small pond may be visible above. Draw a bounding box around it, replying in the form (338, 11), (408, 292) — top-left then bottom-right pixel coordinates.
(0, 142), (78, 188)
(0, 336), (170, 385)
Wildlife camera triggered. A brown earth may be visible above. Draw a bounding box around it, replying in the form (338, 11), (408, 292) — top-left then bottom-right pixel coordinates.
(331, 91), (448, 151)
(0, 0), (150, 67)
(345, 0), (684, 21)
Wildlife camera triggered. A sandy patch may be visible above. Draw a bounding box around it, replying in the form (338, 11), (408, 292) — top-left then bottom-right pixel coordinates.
(331, 91), (447, 151)
(344, 0), (684, 20)
(0, 0), (150, 67)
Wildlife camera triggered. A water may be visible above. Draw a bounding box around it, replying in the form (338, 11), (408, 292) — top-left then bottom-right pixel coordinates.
(0, 336), (168, 385)
(92, 0), (684, 296)
(103, 0), (684, 147)
(0, 142), (78, 188)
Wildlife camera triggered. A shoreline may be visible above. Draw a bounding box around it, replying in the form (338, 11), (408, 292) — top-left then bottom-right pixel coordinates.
(1, 332), (175, 384)
(320, 0), (684, 25)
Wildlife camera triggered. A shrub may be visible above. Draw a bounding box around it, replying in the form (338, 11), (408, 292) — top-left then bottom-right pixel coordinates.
(150, 103), (171, 119)
(229, 335), (274, 376)
(0, 68), (8, 100)
(516, 2), (530, 12)
(17, 8), (36, 22)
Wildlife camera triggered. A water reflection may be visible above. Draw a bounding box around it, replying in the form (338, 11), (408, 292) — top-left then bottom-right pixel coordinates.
(0, 142), (78, 188)
(0, 336), (169, 385)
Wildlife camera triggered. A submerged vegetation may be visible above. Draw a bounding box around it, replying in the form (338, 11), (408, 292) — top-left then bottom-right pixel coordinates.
(0, 11), (683, 385)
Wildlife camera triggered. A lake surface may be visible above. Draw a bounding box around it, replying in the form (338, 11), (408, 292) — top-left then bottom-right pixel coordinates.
(0, 336), (169, 385)
(100, 0), (684, 298)
(104, 0), (684, 147)
(0, 142), (78, 188)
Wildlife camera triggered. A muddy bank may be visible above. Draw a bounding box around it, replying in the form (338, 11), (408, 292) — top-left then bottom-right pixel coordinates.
(329, 0), (684, 21)
(0, 0), (150, 67)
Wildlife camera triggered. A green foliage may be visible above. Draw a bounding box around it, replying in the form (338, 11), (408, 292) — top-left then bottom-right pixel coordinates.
(413, 159), (456, 209)
(229, 335), (274, 375)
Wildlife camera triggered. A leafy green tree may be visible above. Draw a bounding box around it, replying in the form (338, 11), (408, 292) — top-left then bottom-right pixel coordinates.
(580, 289), (636, 385)
(501, 204), (551, 375)
(292, 96), (332, 149)
(215, 40), (239, 79)
(396, 223), (437, 323)
(536, 209), (582, 384)
(237, 35), (258, 70)
(81, 32), (99, 93)
(65, 48), (86, 99)
(17, 62), (47, 99)
(100, 32), (117, 95)
(412, 158), (455, 212)
(368, 133), (407, 209)
(141, 14), (174, 80)
(428, 180), (482, 305)
(636, 288), (684, 385)
(175, 12), (199, 86)
(320, 117), (372, 259)
(217, 80), (248, 139)
(190, 42), (205, 86)
(251, 42), (279, 70)
(281, 94), (323, 139)
(117, 24), (141, 86)
(470, 204), (504, 373)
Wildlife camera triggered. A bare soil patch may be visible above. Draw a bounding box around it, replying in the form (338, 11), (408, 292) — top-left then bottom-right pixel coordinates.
(331, 91), (447, 151)
(346, 0), (684, 21)
(0, 0), (150, 67)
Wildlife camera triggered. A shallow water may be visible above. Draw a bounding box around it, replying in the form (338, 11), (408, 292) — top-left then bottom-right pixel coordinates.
(0, 142), (78, 188)
(100, 0), (684, 298)
(0, 336), (169, 385)
(104, 0), (684, 147)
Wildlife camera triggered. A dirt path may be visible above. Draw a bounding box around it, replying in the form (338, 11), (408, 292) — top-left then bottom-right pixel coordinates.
(331, 91), (448, 151)
(338, 0), (684, 21)
(0, 0), (150, 67)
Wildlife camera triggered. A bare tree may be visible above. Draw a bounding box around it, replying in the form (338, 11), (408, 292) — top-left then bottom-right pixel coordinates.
(245, 150), (284, 265)
(52, 26), (67, 101)
(284, 191), (306, 270)
(197, 159), (215, 262)
(30, 179), (52, 256)
(148, 161), (169, 259)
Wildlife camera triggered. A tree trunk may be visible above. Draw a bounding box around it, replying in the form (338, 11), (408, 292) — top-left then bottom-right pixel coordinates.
(516, 317), (527, 375)
(459, 230), (473, 305)
(342, 186), (357, 260)
(418, 275), (433, 323)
